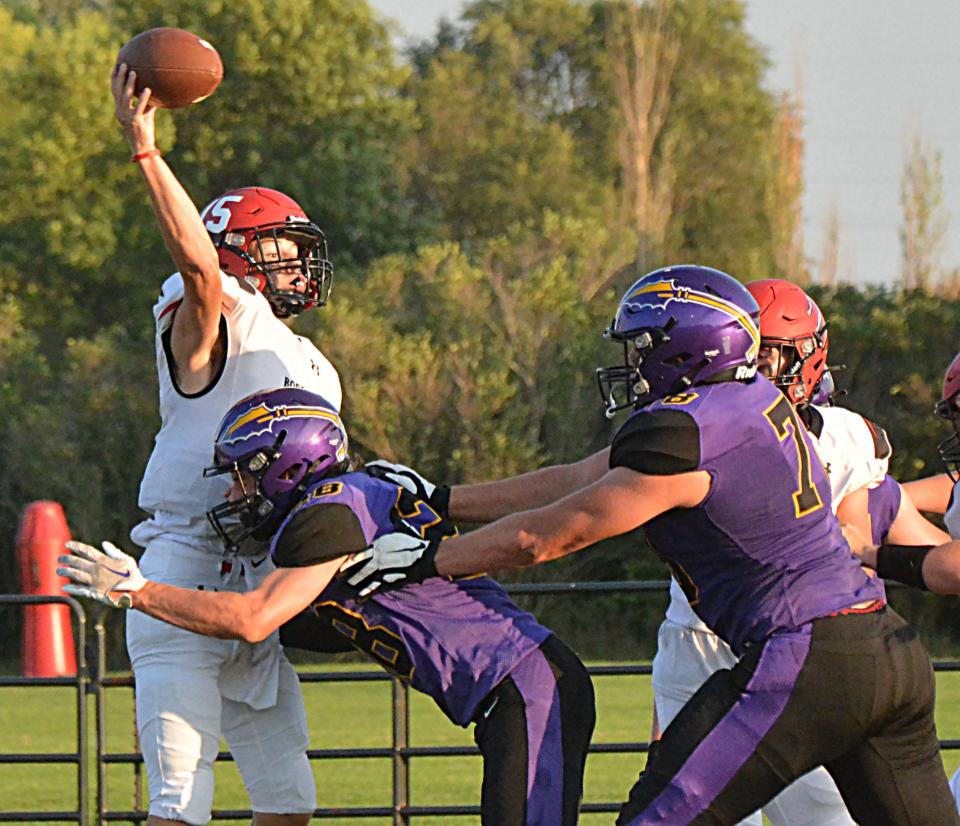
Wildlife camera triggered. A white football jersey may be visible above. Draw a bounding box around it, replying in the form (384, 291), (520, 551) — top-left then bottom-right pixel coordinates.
(665, 403), (891, 630)
(131, 272), (342, 552)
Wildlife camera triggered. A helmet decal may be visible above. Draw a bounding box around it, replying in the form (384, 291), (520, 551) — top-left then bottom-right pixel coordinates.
(220, 401), (348, 463)
(622, 278), (761, 360)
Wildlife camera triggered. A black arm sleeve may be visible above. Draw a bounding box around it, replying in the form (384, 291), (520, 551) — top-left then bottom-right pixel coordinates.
(609, 410), (701, 475)
(273, 504), (368, 568)
(875, 544), (933, 591)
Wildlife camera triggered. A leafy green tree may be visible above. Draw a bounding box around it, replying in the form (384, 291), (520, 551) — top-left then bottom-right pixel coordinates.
(813, 285), (960, 482)
(900, 134), (948, 291)
(654, 0), (777, 275)
(111, 0), (425, 265)
(409, 0), (781, 278)
(0, 6), (163, 344)
(408, 0), (611, 240)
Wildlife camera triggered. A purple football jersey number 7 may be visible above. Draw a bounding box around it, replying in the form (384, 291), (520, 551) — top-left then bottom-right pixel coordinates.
(763, 395), (825, 518)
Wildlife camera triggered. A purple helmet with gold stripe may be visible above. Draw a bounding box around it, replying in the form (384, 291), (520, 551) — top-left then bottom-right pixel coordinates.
(597, 265), (760, 416)
(205, 388), (348, 551)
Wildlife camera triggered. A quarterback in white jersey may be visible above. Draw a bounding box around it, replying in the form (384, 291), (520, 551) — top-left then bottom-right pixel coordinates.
(113, 65), (339, 824)
(652, 280), (890, 826)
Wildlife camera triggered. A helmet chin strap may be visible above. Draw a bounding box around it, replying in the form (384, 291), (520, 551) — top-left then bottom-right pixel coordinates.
(668, 355), (712, 395)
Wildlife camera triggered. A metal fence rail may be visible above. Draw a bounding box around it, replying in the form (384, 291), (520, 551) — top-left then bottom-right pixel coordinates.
(0, 595), (88, 824)
(3, 584), (960, 824)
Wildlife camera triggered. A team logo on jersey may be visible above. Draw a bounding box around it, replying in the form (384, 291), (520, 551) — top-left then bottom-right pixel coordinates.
(660, 392), (699, 405)
(219, 402), (348, 462)
(622, 279), (761, 358)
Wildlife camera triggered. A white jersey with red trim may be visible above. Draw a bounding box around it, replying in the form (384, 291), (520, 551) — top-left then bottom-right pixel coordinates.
(664, 403), (890, 630)
(131, 272), (342, 552)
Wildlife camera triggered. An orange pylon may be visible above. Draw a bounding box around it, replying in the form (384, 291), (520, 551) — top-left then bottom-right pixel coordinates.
(16, 501), (77, 677)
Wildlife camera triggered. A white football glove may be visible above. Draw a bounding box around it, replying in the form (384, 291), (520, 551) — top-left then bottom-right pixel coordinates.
(57, 540), (147, 609)
(340, 533), (440, 598)
(364, 460), (450, 515)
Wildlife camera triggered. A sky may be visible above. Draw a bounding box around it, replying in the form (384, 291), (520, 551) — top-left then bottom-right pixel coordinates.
(369, 0), (960, 285)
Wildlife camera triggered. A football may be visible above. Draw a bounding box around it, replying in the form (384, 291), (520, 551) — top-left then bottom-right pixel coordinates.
(116, 27), (223, 109)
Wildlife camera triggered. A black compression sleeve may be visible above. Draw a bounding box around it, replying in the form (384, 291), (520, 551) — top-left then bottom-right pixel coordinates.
(273, 504), (368, 567)
(875, 544), (934, 591)
(609, 410), (701, 475)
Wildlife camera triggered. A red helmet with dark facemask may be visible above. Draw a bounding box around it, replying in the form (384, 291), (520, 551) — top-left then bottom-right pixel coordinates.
(746, 279), (829, 406)
(199, 187), (333, 318)
(935, 351), (960, 478)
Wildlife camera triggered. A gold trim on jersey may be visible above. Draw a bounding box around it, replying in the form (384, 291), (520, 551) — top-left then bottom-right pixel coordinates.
(314, 600), (414, 680)
(762, 394), (825, 518)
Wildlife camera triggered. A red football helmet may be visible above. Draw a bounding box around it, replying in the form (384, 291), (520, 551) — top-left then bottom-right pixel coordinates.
(935, 351), (960, 477)
(746, 279), (829, 405)
(199, 187), (333, 318)
(937, 351), (960, 419)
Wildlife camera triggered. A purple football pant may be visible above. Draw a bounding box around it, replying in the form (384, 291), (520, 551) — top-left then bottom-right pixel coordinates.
(474, 634), (595, 825)
(618, 607), (959, 826)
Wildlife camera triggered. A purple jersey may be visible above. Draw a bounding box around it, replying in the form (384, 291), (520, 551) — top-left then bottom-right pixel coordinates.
(610, 376), (885, 655)
(270, 471), (550, 726)
(867, 475), (902, 545)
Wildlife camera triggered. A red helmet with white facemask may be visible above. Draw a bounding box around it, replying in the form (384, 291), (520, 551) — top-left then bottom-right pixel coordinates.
(200, 187), (333, 318)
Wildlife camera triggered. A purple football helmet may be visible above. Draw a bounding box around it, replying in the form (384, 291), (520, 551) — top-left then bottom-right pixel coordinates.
(597, 265), (761, 416)
(205, 388), (349, 551)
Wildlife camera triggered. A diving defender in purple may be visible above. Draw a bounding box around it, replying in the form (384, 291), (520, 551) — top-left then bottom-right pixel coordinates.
(273, 470), (595, 826)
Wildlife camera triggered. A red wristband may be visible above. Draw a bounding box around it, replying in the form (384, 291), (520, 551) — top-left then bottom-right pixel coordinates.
(131, 148), (161, 163)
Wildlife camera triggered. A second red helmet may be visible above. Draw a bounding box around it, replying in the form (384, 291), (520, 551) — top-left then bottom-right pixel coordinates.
(746, 279), (829, 405)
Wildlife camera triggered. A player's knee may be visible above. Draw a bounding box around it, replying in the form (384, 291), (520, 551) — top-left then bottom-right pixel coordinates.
(246, 752), (316, 816)
(139, 713), (219, 824)
(146, 767), (215, 825)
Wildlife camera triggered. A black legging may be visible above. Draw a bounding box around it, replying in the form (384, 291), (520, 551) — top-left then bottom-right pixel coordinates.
(473, 634), (596, 825)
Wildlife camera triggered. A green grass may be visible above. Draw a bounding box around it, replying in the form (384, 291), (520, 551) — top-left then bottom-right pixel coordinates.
(1, 665), (959, 825)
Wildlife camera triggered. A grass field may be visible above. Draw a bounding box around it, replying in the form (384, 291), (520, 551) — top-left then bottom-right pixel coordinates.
(3, 665), (960, 825)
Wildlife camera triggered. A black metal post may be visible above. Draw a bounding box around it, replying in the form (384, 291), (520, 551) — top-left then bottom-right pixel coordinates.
(391, 676), (410, 825)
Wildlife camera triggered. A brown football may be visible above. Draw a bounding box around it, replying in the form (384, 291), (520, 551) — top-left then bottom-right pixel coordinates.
(116, 27), (223, 109)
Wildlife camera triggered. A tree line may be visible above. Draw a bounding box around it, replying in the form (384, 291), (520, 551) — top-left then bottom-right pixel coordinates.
(0, 0), (956, 660)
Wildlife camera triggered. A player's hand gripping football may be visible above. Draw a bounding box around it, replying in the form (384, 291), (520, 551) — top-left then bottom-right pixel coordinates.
(340, 534), (441, 598)
(57, 541), (147, 609)
(364, 460), (451, 517)
(112, 62), (157, 155)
